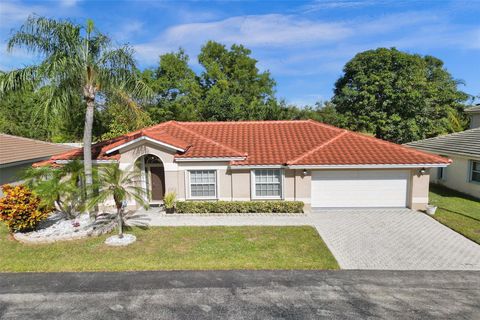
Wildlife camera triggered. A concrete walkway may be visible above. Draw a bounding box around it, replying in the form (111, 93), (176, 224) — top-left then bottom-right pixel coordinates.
(138, 208), (480, 270)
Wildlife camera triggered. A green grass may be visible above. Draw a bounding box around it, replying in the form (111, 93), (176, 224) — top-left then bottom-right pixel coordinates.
(429, 184), (480, 244)
(0, 225), (339, 272)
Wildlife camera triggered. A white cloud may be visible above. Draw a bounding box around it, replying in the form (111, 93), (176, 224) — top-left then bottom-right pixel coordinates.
(0, 1), (47, 27)
(132, 10), (463, 70)
(133, 14), (352, 65)
(301, 0), (380, 13)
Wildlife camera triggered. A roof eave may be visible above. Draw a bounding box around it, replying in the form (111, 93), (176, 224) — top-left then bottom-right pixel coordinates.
(287, 163), (450, 169)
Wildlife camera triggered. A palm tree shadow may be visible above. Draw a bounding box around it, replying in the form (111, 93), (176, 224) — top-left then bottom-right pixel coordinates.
(124, 210), (150, 230)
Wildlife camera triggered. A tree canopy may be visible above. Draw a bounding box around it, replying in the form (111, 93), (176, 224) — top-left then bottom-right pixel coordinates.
(332, 48), (469, 143)
(1, 20), (474, 147)
(144, 41), (279, 122)
(0, 16), (151, 187)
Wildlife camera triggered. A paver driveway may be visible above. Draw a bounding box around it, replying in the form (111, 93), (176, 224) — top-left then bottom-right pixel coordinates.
(311, 208), (480, 270)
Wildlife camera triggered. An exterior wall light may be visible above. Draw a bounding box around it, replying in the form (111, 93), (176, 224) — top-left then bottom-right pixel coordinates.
(419, 168), (426, 175)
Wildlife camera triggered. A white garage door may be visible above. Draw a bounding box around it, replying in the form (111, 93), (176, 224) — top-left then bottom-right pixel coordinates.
(311, 170), (409, 208)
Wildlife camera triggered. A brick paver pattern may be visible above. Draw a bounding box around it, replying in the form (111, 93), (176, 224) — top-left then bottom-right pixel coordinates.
(139, 208), (480, 270)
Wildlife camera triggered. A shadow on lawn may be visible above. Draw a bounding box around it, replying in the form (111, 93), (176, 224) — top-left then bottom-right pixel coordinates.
(430, 184), (480, 202)
(437, 207), (480, 223)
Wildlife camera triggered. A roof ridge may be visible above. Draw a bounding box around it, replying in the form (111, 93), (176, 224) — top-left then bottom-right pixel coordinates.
(179, 120), (312, 125)
(288, 130), (348, 164)
(306, 119), (345, 132)
(349, 131), (451, 163)
(169, 121), (247, 156)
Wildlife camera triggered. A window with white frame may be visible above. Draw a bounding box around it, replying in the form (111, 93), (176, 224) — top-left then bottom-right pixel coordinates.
(189, 170), (216, 198)
(471, 161), (480, 183)
(254, 169), (282, 198)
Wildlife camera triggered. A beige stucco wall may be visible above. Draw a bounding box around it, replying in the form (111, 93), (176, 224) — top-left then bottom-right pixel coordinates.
(115, 140), (433, 212)
(230, 169), (250, 201)
(409, 169), (431, 211)
(430, 155), (480, 199)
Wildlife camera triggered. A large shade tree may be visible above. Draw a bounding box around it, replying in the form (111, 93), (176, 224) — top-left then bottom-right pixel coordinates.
(144, 41), (278, 122)
(0, 16), (151, 190)
(332, 48), (469, 143)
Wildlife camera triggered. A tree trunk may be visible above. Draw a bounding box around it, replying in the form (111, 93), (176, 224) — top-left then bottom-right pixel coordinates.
(117, 208), (123, 239)
(83, 85), (95, 208)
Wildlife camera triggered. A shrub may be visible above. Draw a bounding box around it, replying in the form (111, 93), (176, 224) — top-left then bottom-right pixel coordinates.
(175, 201), (304, 214)
(163, 191), (177, 210)
(0, 184), (50, 233)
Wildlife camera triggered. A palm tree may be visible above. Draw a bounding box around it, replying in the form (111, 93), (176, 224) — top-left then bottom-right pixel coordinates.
(0, 16), (151, 194)
(23, 160), (88, 219)
(87, 164), (147, 238)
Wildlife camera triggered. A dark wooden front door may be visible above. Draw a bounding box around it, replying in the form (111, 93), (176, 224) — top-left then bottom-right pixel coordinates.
(150, 167), (165, 201)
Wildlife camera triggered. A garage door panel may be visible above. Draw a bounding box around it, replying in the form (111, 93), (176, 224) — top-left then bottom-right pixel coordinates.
(311, 170), (409, 208)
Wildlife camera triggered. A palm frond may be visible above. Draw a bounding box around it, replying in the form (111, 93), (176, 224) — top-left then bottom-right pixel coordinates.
(0, 66), (38, 94)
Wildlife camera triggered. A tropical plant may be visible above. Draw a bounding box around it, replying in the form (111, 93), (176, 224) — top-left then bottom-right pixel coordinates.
(0, 184), (50, 233)
(0, 16), (152, 194)
(163, 191), (177, 213)
(23, 160), (87, 219)
(86, 164), (147, 238)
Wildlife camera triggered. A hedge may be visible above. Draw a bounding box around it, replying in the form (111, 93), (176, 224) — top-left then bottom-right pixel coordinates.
(175, 201), (304, 214)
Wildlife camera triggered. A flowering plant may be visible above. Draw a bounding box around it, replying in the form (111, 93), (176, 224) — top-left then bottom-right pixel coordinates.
(0, 184), (50, 233)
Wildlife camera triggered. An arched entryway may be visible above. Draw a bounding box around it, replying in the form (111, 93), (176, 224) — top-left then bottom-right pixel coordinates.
(136, 154), (165, 204)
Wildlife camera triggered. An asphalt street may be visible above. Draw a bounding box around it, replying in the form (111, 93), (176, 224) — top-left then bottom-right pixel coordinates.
(0, 270), (479, 319)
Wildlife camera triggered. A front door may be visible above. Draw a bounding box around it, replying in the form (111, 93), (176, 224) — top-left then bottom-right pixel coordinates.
(150, 166), (165, 201)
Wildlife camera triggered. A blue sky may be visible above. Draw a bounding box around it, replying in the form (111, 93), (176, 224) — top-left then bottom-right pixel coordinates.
(1, 0), (479, 106)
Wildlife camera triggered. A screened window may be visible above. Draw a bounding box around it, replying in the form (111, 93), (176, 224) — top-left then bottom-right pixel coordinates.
(471, 161), (480, 183)
(190, 170), (216, 198)
(254, 169), (282, 198)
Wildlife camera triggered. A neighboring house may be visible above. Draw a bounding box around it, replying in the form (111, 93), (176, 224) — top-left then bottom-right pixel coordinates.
(465, 105), (480, 129)
(37, 120), (449, 211)
(406, 127), (480, 199)
(0, 134), (75, 185)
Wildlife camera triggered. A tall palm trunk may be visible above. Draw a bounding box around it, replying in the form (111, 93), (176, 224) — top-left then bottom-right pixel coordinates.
(83, 85), (95, 194)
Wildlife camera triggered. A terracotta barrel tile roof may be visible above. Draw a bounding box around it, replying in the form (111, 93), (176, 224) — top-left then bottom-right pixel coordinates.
(39, 120), (450, 166)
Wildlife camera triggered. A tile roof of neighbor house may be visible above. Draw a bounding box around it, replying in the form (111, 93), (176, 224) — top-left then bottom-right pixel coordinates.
(406, 127), (480, 159)
(37, 120), (450, 167)
(0, 134), (75, 165)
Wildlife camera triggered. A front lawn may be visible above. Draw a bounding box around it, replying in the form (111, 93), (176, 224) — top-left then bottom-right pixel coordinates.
(0, 225), (338, 272)
(429, 184), (480, 244)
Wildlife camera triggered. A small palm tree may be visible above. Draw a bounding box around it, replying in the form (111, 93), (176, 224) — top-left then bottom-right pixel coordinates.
(87, 164), (147, 238)
(1, 16), (152, 194)
(23, 160), (87, 219)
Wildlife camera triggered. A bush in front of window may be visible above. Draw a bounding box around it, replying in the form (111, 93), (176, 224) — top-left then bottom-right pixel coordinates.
(175, 201), (304, 214)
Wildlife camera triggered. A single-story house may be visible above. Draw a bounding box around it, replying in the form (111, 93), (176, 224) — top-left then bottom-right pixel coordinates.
(38, 120), (450, 211)
(0, 134), (74, 186)
(406, 127), (480, 199)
